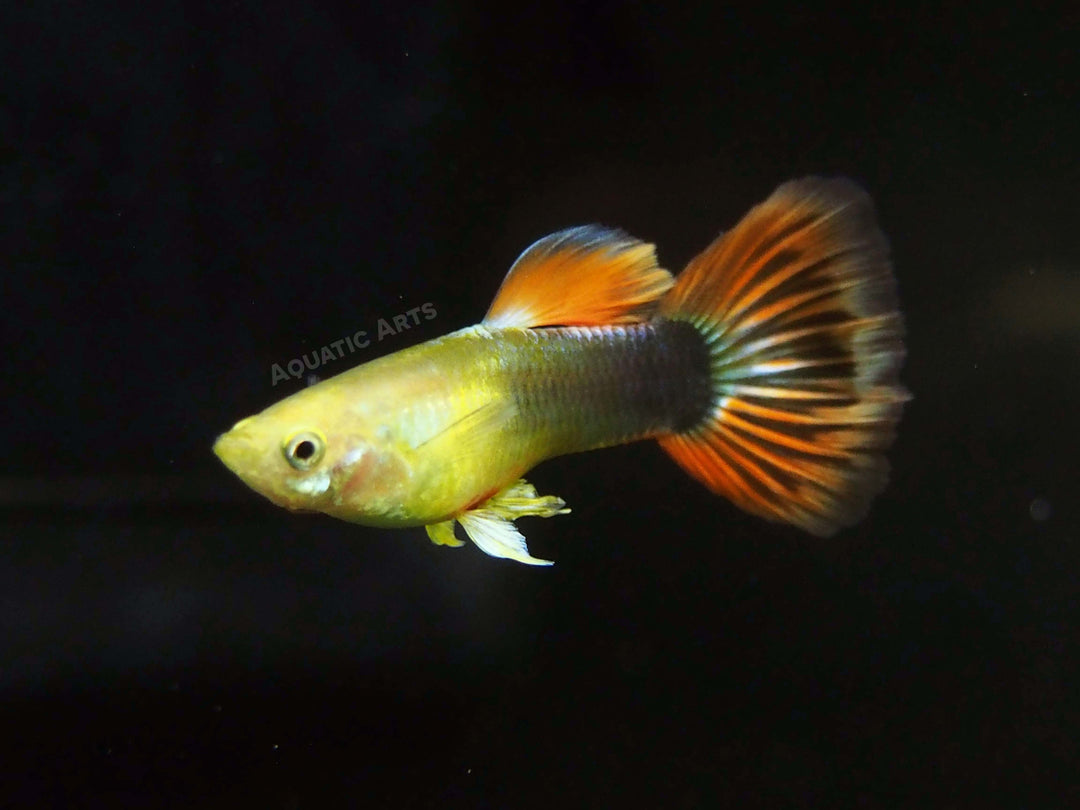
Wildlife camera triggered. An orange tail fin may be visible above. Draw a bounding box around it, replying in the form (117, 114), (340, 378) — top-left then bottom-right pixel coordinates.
(657, 178), (909, 536)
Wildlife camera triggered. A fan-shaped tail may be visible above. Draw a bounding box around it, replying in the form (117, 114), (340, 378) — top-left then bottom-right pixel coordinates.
(657, 178), (909, 535)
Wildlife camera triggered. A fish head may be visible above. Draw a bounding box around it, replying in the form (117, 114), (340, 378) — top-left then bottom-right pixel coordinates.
(213, 391), (414, 525)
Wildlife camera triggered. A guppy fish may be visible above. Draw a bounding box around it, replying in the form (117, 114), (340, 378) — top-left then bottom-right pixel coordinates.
(214, 178), (908, 565)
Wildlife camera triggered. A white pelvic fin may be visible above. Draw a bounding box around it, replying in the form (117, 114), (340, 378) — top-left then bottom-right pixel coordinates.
(458, 511), (553, 566)
(455, 480), (571, 566)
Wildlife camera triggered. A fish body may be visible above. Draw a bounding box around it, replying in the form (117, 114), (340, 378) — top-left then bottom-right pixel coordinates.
(214, 178), (909, 565)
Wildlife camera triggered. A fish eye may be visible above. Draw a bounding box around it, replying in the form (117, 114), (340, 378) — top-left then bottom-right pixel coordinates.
(283, 431), (326, 471)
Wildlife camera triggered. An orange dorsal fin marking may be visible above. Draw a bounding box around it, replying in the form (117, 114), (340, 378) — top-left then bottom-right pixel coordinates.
(657, 178), (909, 536)
(483, 225), (674, 328)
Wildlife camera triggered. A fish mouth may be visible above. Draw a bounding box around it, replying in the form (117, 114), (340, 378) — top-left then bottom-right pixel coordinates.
(213, 416), (257, 466)
(213, 427), (281, 504)
(212, 427), (255, 477)
(212, 431), (234, 466)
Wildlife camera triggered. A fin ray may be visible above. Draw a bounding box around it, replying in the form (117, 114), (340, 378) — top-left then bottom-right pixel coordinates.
(658, 177), (909, 535)
(457, 511), (554, 566)
(483, 226), (674, 328)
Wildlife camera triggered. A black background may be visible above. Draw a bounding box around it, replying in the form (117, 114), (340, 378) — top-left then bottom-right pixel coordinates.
(3, 2), (1078, 807)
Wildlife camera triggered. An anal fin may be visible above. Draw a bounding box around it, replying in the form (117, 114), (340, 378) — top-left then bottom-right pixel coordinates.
(453, 479), (570, 566)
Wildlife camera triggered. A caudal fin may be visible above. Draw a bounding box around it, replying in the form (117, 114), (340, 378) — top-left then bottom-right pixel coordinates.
(657, 178), (909, 536)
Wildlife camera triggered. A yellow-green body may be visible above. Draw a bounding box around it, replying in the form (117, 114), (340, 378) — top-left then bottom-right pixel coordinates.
(214, 319), (708, 532)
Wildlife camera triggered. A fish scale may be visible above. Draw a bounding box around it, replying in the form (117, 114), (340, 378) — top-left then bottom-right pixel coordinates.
(494, 321), (714, 458)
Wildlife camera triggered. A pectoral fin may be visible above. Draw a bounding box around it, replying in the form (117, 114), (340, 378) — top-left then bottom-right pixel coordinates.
(412, 398), (519, 476)
(446, 479), (571, 566)
(425, 520), (465, 548)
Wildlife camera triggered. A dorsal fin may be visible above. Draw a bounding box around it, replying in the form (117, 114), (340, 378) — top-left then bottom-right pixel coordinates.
(483, 225), (674, 328)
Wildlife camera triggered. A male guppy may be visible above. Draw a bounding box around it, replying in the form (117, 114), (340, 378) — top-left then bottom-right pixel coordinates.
(214, 178), (908, 565)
